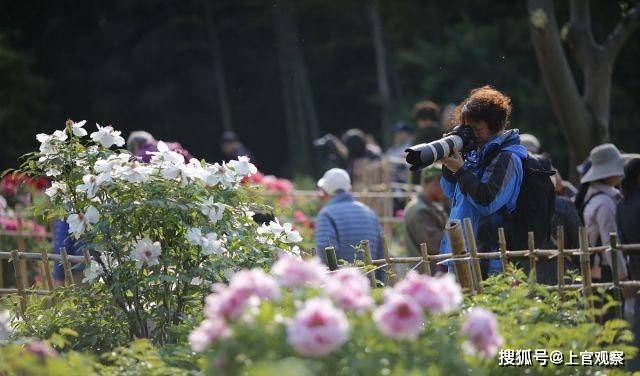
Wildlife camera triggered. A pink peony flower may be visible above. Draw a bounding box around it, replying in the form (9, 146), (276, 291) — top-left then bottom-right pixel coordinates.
(262, 175), (279, 191)
(294, 210), (309, 227)
(286, 298), (349, 357)
(461, 307), (504, 358)
(189, 317), (229, 352)
(373, 292), (424, 340)
(26, 341), (58, 359)
(274, 179), (293, 195)
(324, 268), (373, 313)
(272, 253), (326, 287)
(204, 284), (250, 320)
(230, 268), (281, 301)
(393, 271), (462, 314)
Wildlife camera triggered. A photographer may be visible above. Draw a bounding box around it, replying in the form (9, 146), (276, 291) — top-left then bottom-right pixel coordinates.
(439, 86), (528, 275)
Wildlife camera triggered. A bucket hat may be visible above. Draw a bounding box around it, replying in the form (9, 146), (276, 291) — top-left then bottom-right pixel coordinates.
(580, 143), (624, 183)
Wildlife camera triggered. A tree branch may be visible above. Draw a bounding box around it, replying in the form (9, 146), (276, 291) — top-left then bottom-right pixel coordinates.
(606, 3), (640, 63)
(528, 0), (594, 162)
(567, 0), (598, 70)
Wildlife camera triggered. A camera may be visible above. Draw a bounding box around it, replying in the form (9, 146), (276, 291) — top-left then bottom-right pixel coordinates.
(404, 125), (477, 171)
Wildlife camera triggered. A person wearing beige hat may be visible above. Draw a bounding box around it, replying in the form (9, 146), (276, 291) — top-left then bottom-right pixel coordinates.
(575, 143), (628, 284)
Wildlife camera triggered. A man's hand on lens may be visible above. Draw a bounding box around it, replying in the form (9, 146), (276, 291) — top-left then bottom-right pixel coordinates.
(441, 151), (464, 172)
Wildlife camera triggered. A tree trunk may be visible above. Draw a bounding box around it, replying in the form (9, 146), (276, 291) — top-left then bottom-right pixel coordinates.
(528, 0), (640, 174)
(368, 3), (393, 148)
(203, 1), (233, 132)
(273, 0), (319, 174)
(527, 0), (595, 168)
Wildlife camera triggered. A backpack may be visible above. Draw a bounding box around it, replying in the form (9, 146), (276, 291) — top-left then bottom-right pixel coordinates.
(480, 142), (556, 251)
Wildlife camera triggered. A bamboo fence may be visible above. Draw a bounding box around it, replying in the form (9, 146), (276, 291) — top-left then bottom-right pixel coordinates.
(323, 219), (640, 320)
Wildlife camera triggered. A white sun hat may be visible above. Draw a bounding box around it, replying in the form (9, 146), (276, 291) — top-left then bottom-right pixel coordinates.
(580, 143), (625, 184)
(317, 168), (351, 195)
(520, 133), (541, 154)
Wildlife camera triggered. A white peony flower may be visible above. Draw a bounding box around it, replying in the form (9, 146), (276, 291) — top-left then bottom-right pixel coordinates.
(130, 238), (162, 269)
(201, 232), (225, 255)
(83, 258), (104, 283)
(36, 130), (67, 155)
(257, 219), (284, 236)
(200, 197), (225, 224)
(45, 167), (62, 177)
(147, 141), (185, 165)
(0, 309), (13, 341)
(90, 124), (125, 148)
(282, 222), (303, 243)
(67, 205), (100, 238)
(203, 162), (237, 188)
(114, 163), (153, 183)
(228, 156), (257, 178)
(186, 227), (204, 246)
(45, 182), (67, 200)
(94, 154), (130, 174)
(76, 174), (99, 198)
(71, 120), (88, 137)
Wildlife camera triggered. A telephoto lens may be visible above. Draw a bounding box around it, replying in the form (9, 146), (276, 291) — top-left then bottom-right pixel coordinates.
(405, 125), (476, 171)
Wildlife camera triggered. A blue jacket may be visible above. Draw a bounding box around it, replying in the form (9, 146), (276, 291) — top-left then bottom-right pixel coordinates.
(315, 191), (385, 280)
(440, 130), (527, 273)
(53, 219), (85, 281)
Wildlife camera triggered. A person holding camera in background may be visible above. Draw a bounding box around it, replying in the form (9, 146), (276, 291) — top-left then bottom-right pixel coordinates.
(439, 86), (553, 277)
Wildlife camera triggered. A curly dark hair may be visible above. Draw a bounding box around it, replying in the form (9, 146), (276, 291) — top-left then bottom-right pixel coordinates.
(456, 85), (512, 133)
(412, 100), (440, 122)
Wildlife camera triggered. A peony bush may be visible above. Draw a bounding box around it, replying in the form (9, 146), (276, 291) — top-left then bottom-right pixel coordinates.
(190, 254), (503, 374)
(11, 120), (302, 343)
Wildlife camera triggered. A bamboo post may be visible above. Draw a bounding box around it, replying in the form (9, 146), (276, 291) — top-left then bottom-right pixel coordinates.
(463, 218), (483, 293)
(40, 248), (54, 291)
(528, 231), (537, 283)
(325, 247), (338, 271)
(15, 218), (29, 288)
(445, 220), (473, 290)
(578, 227), (594, 312)
(609, 233), (623, 320)
(556, 226), (565, 300)
(381, 236), (394, 285)
(309, 247), (317, 258)
(420, 243), (431, 276)
(11, 249), (27, 315)
(361, 240), (376, 286)
(0, 234), (4, 289)
(60, 247), (73, 287)
(498, 227), (508, 272)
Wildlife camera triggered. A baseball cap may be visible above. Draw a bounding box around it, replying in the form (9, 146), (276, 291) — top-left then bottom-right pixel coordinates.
(317, 168), (351, 195)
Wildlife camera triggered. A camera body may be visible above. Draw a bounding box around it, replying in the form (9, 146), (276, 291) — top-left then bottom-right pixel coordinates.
(404, 125), (477, 171)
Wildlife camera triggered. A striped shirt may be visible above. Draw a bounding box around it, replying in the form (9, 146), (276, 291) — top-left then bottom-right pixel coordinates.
(315, 192), (384, 267)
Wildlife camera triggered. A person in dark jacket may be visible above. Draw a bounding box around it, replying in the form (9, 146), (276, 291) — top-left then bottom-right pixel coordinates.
(220, 131), (256, 163)
(52, 218), (84, 285)
(127, 130), (194, 163)
(440, 86), (527, 276)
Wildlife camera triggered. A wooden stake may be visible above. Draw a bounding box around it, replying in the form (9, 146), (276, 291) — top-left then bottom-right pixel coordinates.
(463, 218), (483, 293)
(528, 231), (537, 283)
(609, 233), (623, 320)
(498, 227), (508, 272)
(40, 248), (54, 291)
(381, 236), (394, 285)
(11, 250), (27, 315)
(445, 220), (473, 290)
(578, 227), (594, 313)
(556, 226), (565, 300)
(325, 247), (338, 271)
(420, 243), (431, 276)
(361, 240), (376, 286)
(60, 247), (73, 288)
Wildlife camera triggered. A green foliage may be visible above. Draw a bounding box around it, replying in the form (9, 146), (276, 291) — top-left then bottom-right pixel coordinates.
(199, 269), (635, 375)
(96, 339), (189, 376)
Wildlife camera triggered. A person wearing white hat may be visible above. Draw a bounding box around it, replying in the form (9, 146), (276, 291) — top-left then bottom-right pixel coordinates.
(575, 143), (628, 285)
(519, 133), (541, 154)
(315, 168), (386, 282)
